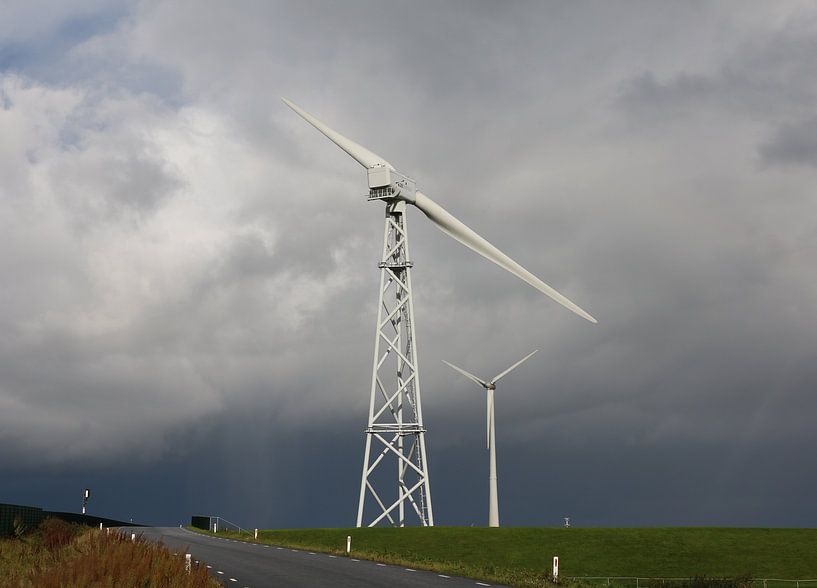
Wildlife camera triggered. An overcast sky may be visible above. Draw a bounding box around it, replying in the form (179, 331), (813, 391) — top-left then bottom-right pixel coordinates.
(2, 1), (817, 529)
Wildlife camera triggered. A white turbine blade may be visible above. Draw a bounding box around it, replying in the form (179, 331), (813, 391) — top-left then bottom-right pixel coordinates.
(442, 360), (488, 388)
(491, 349), (539, 385)
(281, 98), (394, 170)
(413, 191), (597, 323)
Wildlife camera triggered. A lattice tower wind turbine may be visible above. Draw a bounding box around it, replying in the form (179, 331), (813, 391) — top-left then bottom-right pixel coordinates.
(282, 99), (596, 528)
(443, 350), (538, 527)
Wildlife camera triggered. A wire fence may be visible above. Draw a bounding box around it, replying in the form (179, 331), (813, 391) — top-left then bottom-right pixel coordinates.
(208, 516), (248, 535)
(567, 578), (817, 588)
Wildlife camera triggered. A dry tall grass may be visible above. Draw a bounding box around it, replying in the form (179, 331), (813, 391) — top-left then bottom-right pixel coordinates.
(0, 518), (219, 587)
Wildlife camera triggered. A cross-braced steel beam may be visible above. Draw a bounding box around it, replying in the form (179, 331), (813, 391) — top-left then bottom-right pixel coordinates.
(356, 202), (434, 527)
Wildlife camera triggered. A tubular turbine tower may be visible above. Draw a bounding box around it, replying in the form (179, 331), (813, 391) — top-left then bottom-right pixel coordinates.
(443, 350), (539, 527)
(282, 99), (596, 528)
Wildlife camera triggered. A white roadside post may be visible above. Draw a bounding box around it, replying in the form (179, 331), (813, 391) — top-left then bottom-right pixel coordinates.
(553, 556), (559, 582)
(131, 533), (136, 542)
(213, 522), (217, 533)
(254, 528), (258, 540)
(99, 523), (103, 530)
(346, 535), (351, 554)
(82, 488), (90, 515)
(185, 553), (192, 574)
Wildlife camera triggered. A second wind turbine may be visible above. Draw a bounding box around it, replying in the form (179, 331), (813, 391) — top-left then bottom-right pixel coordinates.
(443, 350), (539, 527)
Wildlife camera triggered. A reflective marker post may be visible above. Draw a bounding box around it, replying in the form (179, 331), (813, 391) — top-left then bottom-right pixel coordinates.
(346, 535), (351, 553)
(553, 556), (559, 582)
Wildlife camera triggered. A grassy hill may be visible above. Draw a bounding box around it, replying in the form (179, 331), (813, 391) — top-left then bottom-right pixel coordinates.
(192, 526), (817, 587)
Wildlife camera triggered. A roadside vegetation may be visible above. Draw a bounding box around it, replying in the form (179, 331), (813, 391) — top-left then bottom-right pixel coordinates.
(1, 518), (218, 587)
(191, 526), (817, 588)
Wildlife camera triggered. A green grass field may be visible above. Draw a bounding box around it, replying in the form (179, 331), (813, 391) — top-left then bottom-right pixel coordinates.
(191, 526), (817, 588)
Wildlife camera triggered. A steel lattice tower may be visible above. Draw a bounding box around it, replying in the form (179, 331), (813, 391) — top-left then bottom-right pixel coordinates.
(281, 97), (597, 530)
(356, 199), (434, 527)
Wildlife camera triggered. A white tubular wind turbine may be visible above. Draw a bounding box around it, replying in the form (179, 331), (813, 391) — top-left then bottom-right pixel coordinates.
(443, 350), (538, 528)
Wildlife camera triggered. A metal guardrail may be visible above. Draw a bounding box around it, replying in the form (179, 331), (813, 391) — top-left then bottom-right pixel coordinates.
(208, 516), (248, 535)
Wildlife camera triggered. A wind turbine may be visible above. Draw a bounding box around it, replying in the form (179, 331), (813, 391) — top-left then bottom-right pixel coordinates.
(282, 98), (595, 528)
(443, 350), (538, 527)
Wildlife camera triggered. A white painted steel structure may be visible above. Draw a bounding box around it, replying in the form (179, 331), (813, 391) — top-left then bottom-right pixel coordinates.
(356, 204), (434, 527)
(282, 98), (596, 528)
(443, 350), (538, 527)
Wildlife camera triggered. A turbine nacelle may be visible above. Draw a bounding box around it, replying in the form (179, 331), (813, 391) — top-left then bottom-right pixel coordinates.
(367, 167), (417, 205)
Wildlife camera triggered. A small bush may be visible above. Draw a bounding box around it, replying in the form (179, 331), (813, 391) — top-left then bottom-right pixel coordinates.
(12, 517), (28, 538)
(28, 531), (216, 587)
(1, 521), (219, 587)
(40, 518), (78, 551)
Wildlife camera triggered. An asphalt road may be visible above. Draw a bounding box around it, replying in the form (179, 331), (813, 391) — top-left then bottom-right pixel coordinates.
(132, 527), (507, 588)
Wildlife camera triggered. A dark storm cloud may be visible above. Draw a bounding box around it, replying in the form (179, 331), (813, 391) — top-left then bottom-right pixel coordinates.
(2, 1), (817, 528)
(618, 13), (817, 173)
(759, 117), (817, 167)
(619, 16), (817, 116)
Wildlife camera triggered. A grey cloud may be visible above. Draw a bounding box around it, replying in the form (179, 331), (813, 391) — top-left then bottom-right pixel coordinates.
(618, 20), (817, 129)
(2, 1), (817, 528)
(56, 150), (182, 228)
(759, 117), (817, 167)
